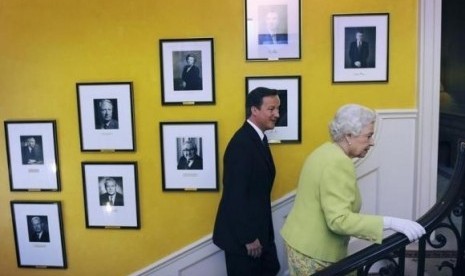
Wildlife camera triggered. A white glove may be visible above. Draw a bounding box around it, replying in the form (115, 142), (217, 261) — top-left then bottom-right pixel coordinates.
(383, 216), (426, 242)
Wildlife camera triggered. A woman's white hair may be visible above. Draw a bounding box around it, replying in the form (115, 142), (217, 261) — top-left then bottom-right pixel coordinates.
(329, 104), (376, 142)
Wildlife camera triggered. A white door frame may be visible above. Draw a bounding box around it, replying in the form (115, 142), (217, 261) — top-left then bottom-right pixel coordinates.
(416, 0), (442, 217)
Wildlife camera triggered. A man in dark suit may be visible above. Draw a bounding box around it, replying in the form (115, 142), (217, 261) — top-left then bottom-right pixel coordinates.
(258, 10), (288, 45)
(213, 87), (281, 276)
(348, 30), (370, 68)
(29, 216), (50, 242)
(21, 137), (43, 165)
(99, 177), (124, 206)
(96, 99), (119, 129)
(177, 140), (203, 170)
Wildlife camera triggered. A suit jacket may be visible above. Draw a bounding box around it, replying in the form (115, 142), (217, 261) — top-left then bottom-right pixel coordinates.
(29, 230), (50, 242)
(280, 142), (383, 262)
(21, 145), (43, 165)
(177, 155), (203, 170)
(213, 122), (276, 255)
(97, 119), (119, 129)
(258, 33), (288, 45)
(348, 40), (369, 68)
(99, 192), (124, 206)
(181, 65), (202, 90)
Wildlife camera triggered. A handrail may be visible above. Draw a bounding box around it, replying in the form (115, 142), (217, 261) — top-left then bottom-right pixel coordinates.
(314, 140), (465, 276)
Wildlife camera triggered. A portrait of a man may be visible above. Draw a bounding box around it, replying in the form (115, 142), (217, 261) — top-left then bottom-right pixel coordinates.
(99, 177), (124, 206)
(258, 5), (288, 45)
(20, 136), (44, 165)
(94, 99), (119, 129)
(345, 27), (376, 68)
(177, 138), (203, 170)
(27, 215), (50, 243)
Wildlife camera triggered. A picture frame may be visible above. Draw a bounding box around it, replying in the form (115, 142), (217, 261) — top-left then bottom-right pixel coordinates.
(332, 13), (389, 83)
(4, 120), (61, 191)
(245, 0), (301, 61)
(76, 82), (136, 151)
(159, 38), (215, 105)
(81, 162), (140, 229)
(159, 122), (219, 191)
(246, 76), (301, 143)
(10, 201), (67, 268)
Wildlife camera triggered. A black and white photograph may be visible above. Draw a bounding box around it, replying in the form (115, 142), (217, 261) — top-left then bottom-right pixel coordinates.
(98, 177), (124, 206)
(20, 135), (44, 165)
(82, 162), (140, 228)
(160, 122), (218, 191)
(10, 201), (67, 268)
(176, 137), (203, 170)
(93, 98), (119, 130)
(246, 0), (301, 60)
(77, 82), (135, 151)
(160, 38), (215, 105)
(173, 51), (203, 91)
(333, 13), (389, 82)
(27, 215), (50, 243)
(246, 76), (301, 143)
(4, 121), (61, 191)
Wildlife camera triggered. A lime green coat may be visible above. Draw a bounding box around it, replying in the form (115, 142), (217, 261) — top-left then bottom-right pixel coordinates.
(281, 142), (383, 262)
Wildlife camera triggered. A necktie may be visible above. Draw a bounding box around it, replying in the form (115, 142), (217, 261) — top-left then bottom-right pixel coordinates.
(263, 135), (269, 148)
(109, 195), (114, 205)
(263, 135), (272, 160)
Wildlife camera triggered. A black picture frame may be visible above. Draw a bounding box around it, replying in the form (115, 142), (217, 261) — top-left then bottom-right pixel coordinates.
(245, 0), (301, 61)
(81, 162), (140, 229)
(76, 82), (136, 151)
(160, 122), (219, 191)
(246, 76), (301, 143)
(4, 120), (61, 191)
(10, 201), (67, 269)
(332, 13), (390, 83)
(159, 38), (215, 105)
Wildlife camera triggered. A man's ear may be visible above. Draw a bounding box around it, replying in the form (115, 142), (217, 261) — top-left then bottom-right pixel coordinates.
(251, 106), (258, 115)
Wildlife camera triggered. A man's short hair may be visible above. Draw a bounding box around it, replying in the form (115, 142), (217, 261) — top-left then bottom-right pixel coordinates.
(99, 99), (113, 109)
(103, 177), (116, 187)
(182, 140), (197, 151)
(246, 87), (279, 118)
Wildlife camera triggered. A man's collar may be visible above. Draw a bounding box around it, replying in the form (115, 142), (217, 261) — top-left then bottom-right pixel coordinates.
(247, 120), (264, 140)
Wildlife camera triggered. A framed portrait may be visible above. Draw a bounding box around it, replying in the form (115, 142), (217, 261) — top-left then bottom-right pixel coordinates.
(4, 120), (61, 191)
(160, 122), (219, 191)
(159, 38), (215, 105)
(10, 201), (67, 268)
(332, 13), (389, 83)
(245, 0), (301, 61)
(82, 162), (140, 228)
(76, 82), (136, 151)
(246, 76), (301, 143)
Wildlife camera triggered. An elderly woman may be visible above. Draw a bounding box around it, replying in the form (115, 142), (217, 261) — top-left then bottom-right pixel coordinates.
(280, 104), (425, 275)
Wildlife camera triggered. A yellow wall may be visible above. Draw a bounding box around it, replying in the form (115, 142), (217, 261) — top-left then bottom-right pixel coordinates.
(0, 0), (417, 275)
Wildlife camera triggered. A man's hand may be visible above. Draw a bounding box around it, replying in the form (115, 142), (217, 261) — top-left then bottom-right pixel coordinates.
(245, 238), (262, 258)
